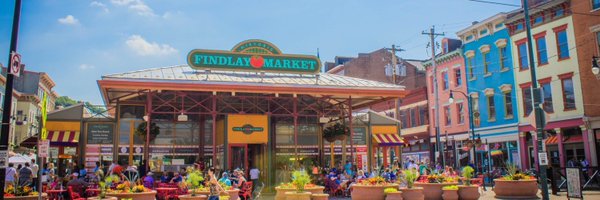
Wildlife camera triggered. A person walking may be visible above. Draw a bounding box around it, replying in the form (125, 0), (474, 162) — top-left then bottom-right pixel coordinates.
(5, 163), (17, 187)
(249, 166), (260, 185)
(208, 167), (225, 200)
(31, 159), (39, 191)
(18, 162), (33, 187)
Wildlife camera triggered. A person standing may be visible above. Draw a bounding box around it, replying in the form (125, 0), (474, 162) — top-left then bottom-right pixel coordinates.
(18, 162), (33, 187)
(46, 162), (56, 184)
(5, 163), (17, 187)
(139, 160), (147, 179)
(249, 166), (260, 184)
(208, 167), (225, 200)
(31, 159), (39, 191)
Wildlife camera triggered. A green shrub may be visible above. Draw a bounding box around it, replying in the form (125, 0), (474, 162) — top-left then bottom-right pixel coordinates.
(442, 185), (458, 190)
(291, 170), (311, 193)
(384, 188), (398, 194)
(461, 166), (474, 186)
(403, 170), (418, 188)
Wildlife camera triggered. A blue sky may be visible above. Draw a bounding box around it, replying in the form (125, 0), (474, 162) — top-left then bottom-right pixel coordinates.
(0, 0), (520, 104)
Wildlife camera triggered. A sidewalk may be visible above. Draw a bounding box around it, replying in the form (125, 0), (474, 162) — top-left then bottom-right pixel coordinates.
(257, 190), (600, 200)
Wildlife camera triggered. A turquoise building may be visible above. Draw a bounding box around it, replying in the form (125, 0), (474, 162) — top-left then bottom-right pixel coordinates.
(456, 13), (520, 172)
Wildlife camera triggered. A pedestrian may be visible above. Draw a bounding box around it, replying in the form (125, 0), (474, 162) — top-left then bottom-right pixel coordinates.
(5, 163), (17, 187)
(108, 161), (118, 175)
(78, 164), (87, 179)
(30, 159), (39, 190)
(18, 162), (33, 187)
(47, 162), (56, 183)
(249, 166), (260, 185)
(208, 167), (225, 200)
(581, 158), (590, 182)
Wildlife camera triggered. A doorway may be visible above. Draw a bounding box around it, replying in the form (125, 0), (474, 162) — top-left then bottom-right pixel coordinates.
(228, 144), (266, 183)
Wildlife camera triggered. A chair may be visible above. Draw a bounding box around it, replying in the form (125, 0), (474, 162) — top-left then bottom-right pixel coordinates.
(67, 186), (86, 200)
(324, 179), (342, 197)
(239, 181), (253, 200)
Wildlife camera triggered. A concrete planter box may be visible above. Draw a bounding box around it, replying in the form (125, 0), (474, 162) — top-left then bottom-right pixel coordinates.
(106, 191), (157, 200)
(385, 191), (403, 200)
(493, 179), (539, 199)
(311, 193), (329, 200)
(87, 197), (118, 200)
(457, 185), (480, 200)
(398, 187), (424, 200)
(351, 184), (399, 200)
(178, 194), (208, 200)
(226, 189), (240, 200)
(275, 187), (297, 200)
(305, 186), (325, 194)
(5, 194), (48, 200)
(284, 191), (312, 200)
(413, 182), (458, 200)
(441, 189), (458, 200)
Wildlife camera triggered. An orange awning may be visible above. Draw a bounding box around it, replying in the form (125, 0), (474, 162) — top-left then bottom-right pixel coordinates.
(373, 133), (405, 146)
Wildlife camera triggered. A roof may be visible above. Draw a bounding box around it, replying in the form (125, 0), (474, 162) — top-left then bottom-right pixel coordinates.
(103, 65), (404, 90)
(404, 60), (425, 71)
(456, 12), (508, 37)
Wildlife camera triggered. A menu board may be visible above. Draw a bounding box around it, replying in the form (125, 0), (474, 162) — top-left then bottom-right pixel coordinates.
(566, 167), (583, 199)
(87, 123), (114, 144)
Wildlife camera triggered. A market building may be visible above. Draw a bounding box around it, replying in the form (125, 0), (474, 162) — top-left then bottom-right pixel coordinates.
(424, 38), (469, 168)
(506, 0), (586, 169)
(456, 13), (520, 172)
(97, 40), (406, 190)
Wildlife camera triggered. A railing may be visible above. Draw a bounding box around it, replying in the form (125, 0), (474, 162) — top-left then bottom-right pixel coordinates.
(551, 166), (600, 191)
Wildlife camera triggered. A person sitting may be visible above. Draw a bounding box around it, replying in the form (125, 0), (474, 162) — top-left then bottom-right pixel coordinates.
(143, 172), (155, 189)
(170, 172), (183, 184)
(67, 173), (88, 197)
(235, 172), (249, 200)
(160, 172), (171, 183)
(219, 172), (232, 186)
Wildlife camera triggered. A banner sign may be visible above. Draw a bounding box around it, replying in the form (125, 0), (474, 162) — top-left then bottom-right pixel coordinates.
(87, 123), (114, 144)
(566, 167), (583, 199)
(187, 39), (321, 74)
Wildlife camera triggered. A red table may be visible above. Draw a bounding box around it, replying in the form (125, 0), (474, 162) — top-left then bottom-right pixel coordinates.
(156, 187), (178, 200)
(47, 189), (67, 200)
(86, 188), (101, 197)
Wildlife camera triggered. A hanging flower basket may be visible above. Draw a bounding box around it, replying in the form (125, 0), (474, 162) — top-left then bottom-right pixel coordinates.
(135, 122), (160, 141)
(323, 122), (349, 142)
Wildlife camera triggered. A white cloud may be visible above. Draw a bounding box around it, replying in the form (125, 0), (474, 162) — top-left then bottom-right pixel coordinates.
(125, 35), (178, 56)
(79, 64), (95, 70)
(90, 1), (109, 13)
(57, 15), (79, 25)
(110, 0), (155, 16)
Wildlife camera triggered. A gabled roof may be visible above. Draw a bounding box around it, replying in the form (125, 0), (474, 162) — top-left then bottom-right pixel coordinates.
(102, 65), (404, 90)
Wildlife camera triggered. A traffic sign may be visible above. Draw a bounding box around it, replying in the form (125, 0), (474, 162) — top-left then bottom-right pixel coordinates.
(38, 140), (49, 158)
(10, 52), (21, 77)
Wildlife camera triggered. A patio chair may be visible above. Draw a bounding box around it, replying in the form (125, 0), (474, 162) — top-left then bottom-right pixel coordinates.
(239, 181), (253, 200)
(67, 186), (86, 200)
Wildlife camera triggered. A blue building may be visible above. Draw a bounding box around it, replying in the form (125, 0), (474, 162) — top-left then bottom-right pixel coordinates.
(456, 13), (520, 172)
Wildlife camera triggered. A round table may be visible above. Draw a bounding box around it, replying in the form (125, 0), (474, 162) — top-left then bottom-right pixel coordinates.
(47, 189), (67, 200)
(156, 187), (178, 200)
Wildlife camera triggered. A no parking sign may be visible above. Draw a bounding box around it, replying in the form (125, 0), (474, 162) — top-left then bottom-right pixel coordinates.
(10, 51), (22, 77)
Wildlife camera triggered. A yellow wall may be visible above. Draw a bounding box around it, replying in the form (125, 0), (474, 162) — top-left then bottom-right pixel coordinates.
(46, 121), (81, 131)
(510, 16), (583, 124)
(227, 114), (269, 144)
(216, 119), (225, 145)
(372, 125), (397, 134)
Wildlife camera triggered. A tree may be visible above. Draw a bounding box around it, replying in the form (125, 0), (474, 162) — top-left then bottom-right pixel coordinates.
(55, 96), (79, 109)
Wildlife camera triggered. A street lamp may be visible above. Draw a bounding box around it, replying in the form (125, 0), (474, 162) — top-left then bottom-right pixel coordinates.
(592, 56), (600, 75)
(448, 90), (481, 171)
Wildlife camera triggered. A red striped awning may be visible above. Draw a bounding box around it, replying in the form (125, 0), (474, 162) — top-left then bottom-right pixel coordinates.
(47, 131), (80, 144)
(545, 135), (583, 145)
(373, 133), (405, 146)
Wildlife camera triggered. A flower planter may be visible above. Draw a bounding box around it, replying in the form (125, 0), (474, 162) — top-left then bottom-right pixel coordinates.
(441, 190), (458, 200)
(311, 193), (329, 200)
(398, 187), (424, 200)
(87, 197), (118, 200)
(305, 186), (325, 194)
(275, 187), (298, 200)
(351, 184), (399, 200)
(284, 191), (312, 200)
(413, 182), (458, 200)
(493, 178), (539, 199)
(457, 185), (479, 200)
(178, 194), (208, 200)
(385, 191), (403, 200)
(226, 189), (240, 200)
(106, 191), (157, 200)
(5, 194), (48, 200)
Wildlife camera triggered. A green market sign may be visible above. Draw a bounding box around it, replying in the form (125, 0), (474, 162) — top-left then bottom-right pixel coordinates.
(187, 39), (321, 74)
(232, 124), (264, 135)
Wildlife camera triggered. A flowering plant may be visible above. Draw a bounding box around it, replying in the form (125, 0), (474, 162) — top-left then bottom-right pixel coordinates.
(502, 164), (535, 181)
(384, 188), (399, 194)
(356, 176), (392, 186)
(442, 185), (458, 190)
(185, 168), (205, 196)
(113, 181), (151, 193)
(291, 170), (311, 193)
(4, 185), (39, 197)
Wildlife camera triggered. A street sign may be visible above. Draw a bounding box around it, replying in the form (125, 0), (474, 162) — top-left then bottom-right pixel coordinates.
(10, 52), (21, 77)
(566, 167), (583, 199)
(38, 140), (49, 158)
(0, 150), (8, 168)
(538, 152), (548, 166)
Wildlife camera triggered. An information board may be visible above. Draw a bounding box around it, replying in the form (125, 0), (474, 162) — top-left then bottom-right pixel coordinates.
(87, 123), (114, 144)
(566, 167), (583, 199)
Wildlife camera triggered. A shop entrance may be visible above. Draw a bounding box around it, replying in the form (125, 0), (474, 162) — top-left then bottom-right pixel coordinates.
(228, 144), (266, 181)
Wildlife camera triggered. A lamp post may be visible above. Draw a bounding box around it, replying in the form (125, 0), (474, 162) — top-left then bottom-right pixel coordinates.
(448, 90), (477, 171)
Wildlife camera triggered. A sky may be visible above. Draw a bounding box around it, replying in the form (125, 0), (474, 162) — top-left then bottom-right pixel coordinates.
(0, 0), (521, 104)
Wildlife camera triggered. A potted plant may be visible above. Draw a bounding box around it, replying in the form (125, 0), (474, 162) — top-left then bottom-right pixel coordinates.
(384, 188), (403, 200)
(219, 183), (239, 200)
(323, 122), (349, 142)
(104, 178), (157, 200)
(351, 176), (398, 200)
(4, 184), (48, 200)
(441, 185), (458, 200)
(493, 164), (538, 199)
(179, 168), (207, 200)
(457, 166), (479, 200)
(135, 121), (160, 141)
(413, 173), (458, 200)
(398, 170), (424, 200)
(284, 171), (312, 200)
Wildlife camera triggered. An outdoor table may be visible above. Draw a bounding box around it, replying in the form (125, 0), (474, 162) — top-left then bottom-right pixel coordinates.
(156, 187), (178, 200)
(86, 188), (101, 197)
(47, 189), (67, 200)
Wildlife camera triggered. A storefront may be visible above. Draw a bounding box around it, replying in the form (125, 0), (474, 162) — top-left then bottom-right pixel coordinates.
(97, 39), (406, 190)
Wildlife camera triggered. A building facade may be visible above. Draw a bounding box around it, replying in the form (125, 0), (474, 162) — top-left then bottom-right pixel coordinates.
(457, 13), (520, 171)
(506, 0), (585, 169)
(424, 38), (469, 167)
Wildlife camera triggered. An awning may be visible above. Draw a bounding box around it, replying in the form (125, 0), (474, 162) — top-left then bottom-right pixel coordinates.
(373, 133), (405, 146)
(545, 135), (583, 145)
(19, 136), (39, 148)
(47, 131), (80, 146)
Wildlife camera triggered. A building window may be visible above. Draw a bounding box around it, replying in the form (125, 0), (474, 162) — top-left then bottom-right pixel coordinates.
(495, 23), (504, 30)
(467, 57), (475, 79)
(597, 32), (600, 54)
(516, 23), (524, 31)
(533, 15), (544, 25)
(487, 95), (496, 121)
(522, 86), (533, 116)
(499, 47), (508, 70)
(457, 102), (465, 124)
(536, 36), (548, 65)
(555, 28), (570, 60)
(410, 108), (417, 127)
(554, 7), (564, 17)
(480, 29), (489, 36)
(419, 106), (428, 125)
(594, 0), (600, 10)
(472, 96), (479, 112)
(483, 53), (491, 75)
(561, 78), (576, 110)
(444, 106), (451, 126)
(504, 92), (513, 118)
(518, 42), (529, 70)
(442, 72), (449, 90)
(466, 35), (474, 41)
(541, 82), (554, 113)
(454, 69), (462, 87)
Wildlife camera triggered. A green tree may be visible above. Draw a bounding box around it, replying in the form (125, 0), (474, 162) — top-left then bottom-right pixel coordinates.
(55, 96), (79, 108)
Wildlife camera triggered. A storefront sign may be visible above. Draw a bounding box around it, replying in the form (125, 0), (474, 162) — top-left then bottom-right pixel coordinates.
(38, 140), (50, 158)
(87, 123), (114, 144)
(187, 40), (321, 74)
(538, 152), (548, 166)
(232, 124), (264, 135)
(228, 114), (269, 144)
(566, 167), (583, 199)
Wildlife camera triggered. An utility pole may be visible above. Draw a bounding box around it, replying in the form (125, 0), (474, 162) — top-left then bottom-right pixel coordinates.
(0, 0), (22, 197)
(523, 0), (549, 199)
(422, 26), (445, 167)
(386, 45), (404, 165)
